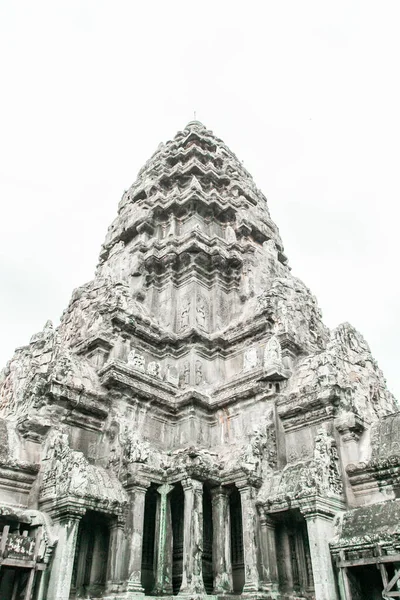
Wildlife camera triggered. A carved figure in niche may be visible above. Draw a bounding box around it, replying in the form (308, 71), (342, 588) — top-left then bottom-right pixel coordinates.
(107, 423), (120, 470)
(243, 347), (258, 372)
(225, 223), (236, 243)
(120, 426), (150, 466)
(133, 354), (145, 371)
(53, 355), (74, 386)
(241, 408), (277, 475)
(167, 214), (176, 237)
(147, 361), (160, 378)
(196, 296), (207, 329)
(241, 261), (255, 299)
(166, 364), (179, 386)
(313, 428), (342, 496)
(42, 429), (88, 498)
(182, 361), (190, 386)
(195, 361), (203, 385)
(128, 349), (145, 372)
(264, 335), (283, 368)
(180, 300), (191, 331)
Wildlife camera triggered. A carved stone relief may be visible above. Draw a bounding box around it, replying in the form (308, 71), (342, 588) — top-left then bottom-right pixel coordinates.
(264, 335), (282, 367)
(166, 364), (179, 386)
(182, 360), (190, 386)
(127, 349), (145, 372)
(243, 347), (258, 372)
(195, 360), (203, 385)
(179, 298), (191, 331)
(195, 294), (208, 330)
(147, 361), (161, 378)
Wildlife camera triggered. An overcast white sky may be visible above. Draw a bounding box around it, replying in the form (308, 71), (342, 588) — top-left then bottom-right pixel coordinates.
(0, 1), (399, 398)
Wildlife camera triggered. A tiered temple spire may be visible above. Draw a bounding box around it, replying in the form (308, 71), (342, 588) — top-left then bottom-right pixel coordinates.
(0, 122), (398, 600)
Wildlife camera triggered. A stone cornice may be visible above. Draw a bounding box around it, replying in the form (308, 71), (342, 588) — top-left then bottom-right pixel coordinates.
(73, 333), (113, 356)
(259, 493), (345, 519)
(0, 461), (39, 495)
(99, 359), (283, 415)
(346, 456), (400, 493)
(276, 387), (342, 431)
(46, 380), (109, 429)
(110, 307), (272, 356)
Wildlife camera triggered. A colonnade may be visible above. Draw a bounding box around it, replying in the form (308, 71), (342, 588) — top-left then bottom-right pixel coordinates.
(45, 479), (338, 600)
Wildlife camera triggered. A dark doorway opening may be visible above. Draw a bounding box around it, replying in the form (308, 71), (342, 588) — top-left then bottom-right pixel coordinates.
(349, 564), (387, 599)
(170, 483), (184, 594)
(0, 567), (30, 600)
(71, 511), (110, 598)
(229, 486), (244, 593)
(202, 485), (213, 593)
(141, 484), (158, 594)
(275, 509), (314, 598)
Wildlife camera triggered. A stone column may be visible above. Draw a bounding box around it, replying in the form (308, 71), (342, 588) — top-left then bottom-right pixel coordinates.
(210, 486), (233, 594)
(179, 478), (205, 595)
(106, 519), (126, 590)
(126, 482), (148, 593)
(258, 509), (278, 591)
(237, 483), (259, 593)
(153, 483), (174, 595)
(301, 505), (338, 600)
(46, 509), (85, 600)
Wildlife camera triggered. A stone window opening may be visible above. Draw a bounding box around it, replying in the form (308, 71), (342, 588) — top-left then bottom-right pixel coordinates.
(70, 511), (110, 599)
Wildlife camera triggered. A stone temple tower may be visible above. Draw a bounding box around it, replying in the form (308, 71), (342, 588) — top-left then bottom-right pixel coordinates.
(0, 122), (399, 600)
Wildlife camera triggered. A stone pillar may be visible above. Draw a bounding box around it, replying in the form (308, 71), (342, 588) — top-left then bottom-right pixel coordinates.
(258, 509), (278, 591)
(46, 509), (85, 600)
(179, 478), (205, 595)
(237, 483), (259, 593)
(126, 482), (148, 593)
(106, 519), (126, 590)
(210, 486), (233, 594)
(153, 483), (174, 594)
(302, 505), (338, 600)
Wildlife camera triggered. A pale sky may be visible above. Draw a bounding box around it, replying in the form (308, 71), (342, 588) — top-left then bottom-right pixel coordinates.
(0, 1), (399, 398)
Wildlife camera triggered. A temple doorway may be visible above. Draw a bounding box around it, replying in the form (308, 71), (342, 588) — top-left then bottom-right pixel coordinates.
(141, 485), (158, 594)
(70, 511), (110, 599)
(0, 567), (30, 600)
(347, 565), (383, 599)
(229, 486), (244, 593)
(202, 485), (213, 593)
(275, 510), (314, 598)
(170, 483), (184, 594)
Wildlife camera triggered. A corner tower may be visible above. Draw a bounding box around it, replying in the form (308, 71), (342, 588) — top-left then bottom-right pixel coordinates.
(0, 122), (397, 600)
